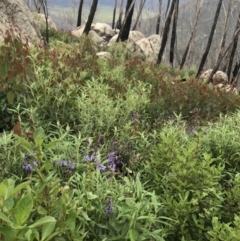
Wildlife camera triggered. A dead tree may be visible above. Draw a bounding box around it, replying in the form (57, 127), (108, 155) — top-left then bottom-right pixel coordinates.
(196, 0), (223, 78)
(216, 0), (233, 65)
(38, 0), (49, 44)
(117, 0), (136, 42)
(116, 0), (125, 29)
(83, 0), (98, 35)
(77, 0), (84, 27)
(156, 0), (162, 34)
(180, 0), (203, 69)
(169, 0), (179, 67)
(226, 12), (240, 82)
(157, 0), (177, 65)
(112, 0), (118, 29)
(132, 0), (146, 30)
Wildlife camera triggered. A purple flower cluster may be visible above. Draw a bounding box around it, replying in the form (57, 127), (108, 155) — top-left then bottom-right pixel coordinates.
(58, 160), (75, 169)
(85, 153), (107, 172)
(107, 152), (116, 172)
(22, 153), (38, 172)
(105, 197), (113, 215)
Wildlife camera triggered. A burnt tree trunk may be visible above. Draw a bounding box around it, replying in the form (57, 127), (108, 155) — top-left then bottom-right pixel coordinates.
(132, 0), (146, 30)
(156, 0), (162, 34)
(196, 0), (223, 77)
(83, 0), (98, 35)
(226, 12), (240, 82)
(157, 0), (177, 65)
(117, 0), (136, 42)
(77, 0), (84, 27)
(116, 0), (125, 29)
(112, 0), (118, 29)
(169, 0), (179, 67)
(180, 0), (203, 69)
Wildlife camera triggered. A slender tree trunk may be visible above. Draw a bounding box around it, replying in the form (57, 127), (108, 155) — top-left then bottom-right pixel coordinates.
(157, 0), (177, 65)
(156, 0), (162, 34)
(38, 0), (49, 44)
(165, 0), (171, 17)
(231, 61), (240, 86)
(83, 0), (98, 35)
(196, 0), (223, 78)
(169, 0), (179, 67)
(117, 0), (136, 42)
(180, 0), (203, 69)
(216, 0), (233, 64)
(116, 0), (125, 29)
(77, 0), (84, 27)
(226, 12), (240, 82)
(132, 0), (146, 30)
(112, 0), (118, 29)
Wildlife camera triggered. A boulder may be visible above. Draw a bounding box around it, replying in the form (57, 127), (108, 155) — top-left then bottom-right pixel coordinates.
(34, 13), (58, 31)
(91, 23), (114, 39)
(136, 38), (152, 57)
(200, 69), (228, 85)
(89, 30), (104, 44)
(71, 25), (85, 38)
(129, 31), (145, 42)
(0, 0), (41, 43)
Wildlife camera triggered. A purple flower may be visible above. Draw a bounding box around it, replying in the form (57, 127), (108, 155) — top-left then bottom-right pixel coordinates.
(109, 162), (116, 172)
(105, 197), (113, 214)
(60, 160), (68, 167)
(68, 162), (75, 169)
(85, 155), (91, 162)
(96, 163), (106, 172)
(22, 161), (38, 172)
(107, 152), (116, 163)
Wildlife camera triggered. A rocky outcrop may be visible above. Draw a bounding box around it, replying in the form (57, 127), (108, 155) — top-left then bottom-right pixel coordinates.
(71, 23), (160, 61)
(200, 69), (238, 93)
(0, 0), (41, 43)
(200, 69), (228, 85)
(34, 13), (58, 31)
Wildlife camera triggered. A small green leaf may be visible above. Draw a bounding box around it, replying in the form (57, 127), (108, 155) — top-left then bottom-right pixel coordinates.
(37, 206), (47, 215)
(87, 192), (98, 200)
(0, 211), (11, 224)
(11, 181), (30, 196)
(41, 222), (56, 241)
(15, 193), (33, 226)
(28, 216), (56, 228)
(0, 182), (8, 199)
(7, 91), (15, 105)
(33, 127), (45, 142)
(82, 211), (91, 221)
(44, 139), (60, 150)
(17, 136), (33, 152)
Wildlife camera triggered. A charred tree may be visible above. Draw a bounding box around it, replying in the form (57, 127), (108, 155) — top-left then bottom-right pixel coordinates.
(77, 0), (84, 27)
(132, 0), (146, 30)
(169, 0), (179, 67)
(116, 0), (125, 29)
(157, 0), (177, 65)
(117, 0), (136, 42)
(112, 0), (118, 29)
(180, 0), (203, 69)
(83, 0), (98, 35)
(38, 0), (49, 44)
(196, 0), (223, 78)
(156, 0), (162, 34)
(226, 12), (240, 82)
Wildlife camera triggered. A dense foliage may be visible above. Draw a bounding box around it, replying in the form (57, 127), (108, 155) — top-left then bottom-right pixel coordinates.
(0, 29), (240, 240)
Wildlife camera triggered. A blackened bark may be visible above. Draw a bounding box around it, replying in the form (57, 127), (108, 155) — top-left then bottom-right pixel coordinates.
(117, 0), (136, 42)
(156, 0), (162, 34)
(112, 0), (118, 29)
(226, 12), (240, 82)
(157, 0), (177, 65)
(77, 0), (84, 27)
(196, 0), (223, 78)
(169, 0), (179, 67)
(116, 0), (125, 29)
(83, 0), (98, 35)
